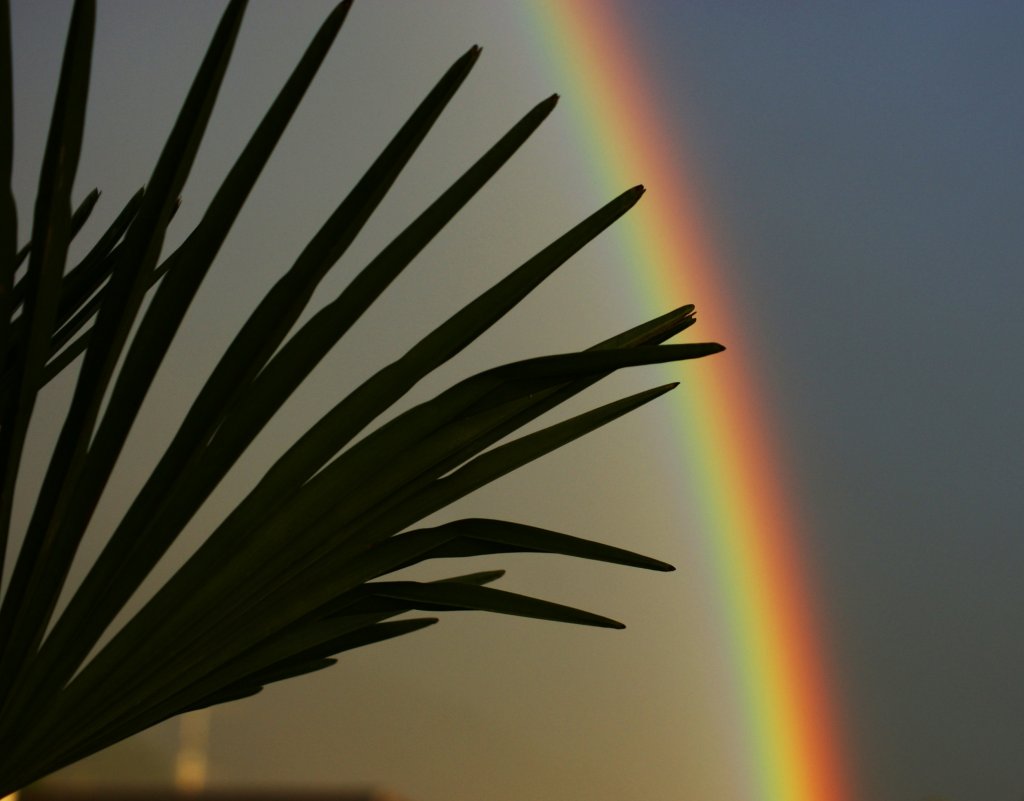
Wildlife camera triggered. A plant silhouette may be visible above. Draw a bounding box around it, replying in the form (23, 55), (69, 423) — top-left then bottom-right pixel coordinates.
(0, 1), (724, 793)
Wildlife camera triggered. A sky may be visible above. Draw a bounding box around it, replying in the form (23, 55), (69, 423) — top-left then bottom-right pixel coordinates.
(6, 2), (1024, 801)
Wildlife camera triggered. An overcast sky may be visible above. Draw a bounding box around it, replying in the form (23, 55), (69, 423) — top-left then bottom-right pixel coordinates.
(7, 3), (1024, 801)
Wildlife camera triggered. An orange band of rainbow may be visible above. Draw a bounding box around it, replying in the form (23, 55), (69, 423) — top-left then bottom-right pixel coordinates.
(526, 3), (853, 799)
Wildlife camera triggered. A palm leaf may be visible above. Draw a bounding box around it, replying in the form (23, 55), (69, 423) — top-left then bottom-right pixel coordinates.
(0, 0), (94, 671)
(0, 3), (726, 794)
(0, 187), (144, 406)
(19, 34), (492, 716)
(0, 0), (246, 710)
(0, 0), (16, 572)
(8, 187), (99, 289)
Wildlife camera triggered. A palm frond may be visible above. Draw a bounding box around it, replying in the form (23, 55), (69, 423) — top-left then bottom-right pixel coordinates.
(0, 2), (725, 794)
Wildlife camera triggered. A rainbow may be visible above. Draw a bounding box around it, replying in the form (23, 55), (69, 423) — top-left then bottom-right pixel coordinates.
(525, 3), (852, 799)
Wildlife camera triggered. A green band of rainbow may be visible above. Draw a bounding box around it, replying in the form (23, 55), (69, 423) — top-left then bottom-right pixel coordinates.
(526, 3), (852, 799)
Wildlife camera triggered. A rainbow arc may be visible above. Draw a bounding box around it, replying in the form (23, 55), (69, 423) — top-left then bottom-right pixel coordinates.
(527, 3), (852, 799)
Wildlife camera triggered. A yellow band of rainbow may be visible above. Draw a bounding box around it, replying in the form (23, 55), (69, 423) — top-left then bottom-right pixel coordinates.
(526, 3), (853, 799)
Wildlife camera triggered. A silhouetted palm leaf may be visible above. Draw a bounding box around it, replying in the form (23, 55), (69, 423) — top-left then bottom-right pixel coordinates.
(0, 1), (724, 792)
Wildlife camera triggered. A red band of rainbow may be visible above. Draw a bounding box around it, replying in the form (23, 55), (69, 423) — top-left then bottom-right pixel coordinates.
(526, 3), (853, 799)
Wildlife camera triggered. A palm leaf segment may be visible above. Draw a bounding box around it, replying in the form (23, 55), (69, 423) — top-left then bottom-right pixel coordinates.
(0, 1), (724, 791)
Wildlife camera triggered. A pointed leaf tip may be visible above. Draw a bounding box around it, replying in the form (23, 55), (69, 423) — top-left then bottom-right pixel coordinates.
(442, 569), (506, 586)
(452, 45), (482, 72)
(80, 188), (100, 205)
(604, 184), (645, 214)
(618, 184), (645, 208)
(526, 94), (559, 123)
(328, 0), (354, 25)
